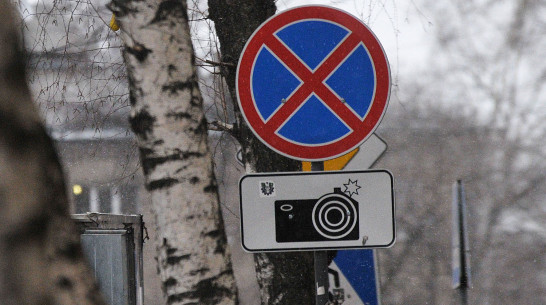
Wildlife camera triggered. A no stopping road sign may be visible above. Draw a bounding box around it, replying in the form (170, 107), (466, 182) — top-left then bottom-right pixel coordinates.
(237, 6), (391, 161)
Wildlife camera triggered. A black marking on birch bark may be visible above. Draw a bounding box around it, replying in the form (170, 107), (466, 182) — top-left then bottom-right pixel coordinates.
(163, 277), (178, 290)
(189, 176), (200, 184)
(161, 80), (193, 95)
(139, 147), (154, 158)
(203, 181), (218, 193)
(166, 246), (177, 255)
(189, 117), (208, 134)
(162, 239), (191, 265)
(166, 254), (191, 265)
(149, 0), (186, 24)
(189, 94), (201, 106)
(141, 154), (181, 175)
(181, 151), (204, 159)
(167, 64), (177, 76)
(130, 108), (155, 140)
(214, 235), (227, 254)
(143, 150), (202, 167)
(166, 293), (188, 304)
(147, 177), (178, 191)
(129, 90), (137, 106)
(166, 271), (234, 304)
(204, 229), (222, 238)
(126, 43), (152, 62)
(189, 267), (210, 276)
(125, 65), (142, 107)
(174, 165), (189, 175)
(165, 111), (192, 120)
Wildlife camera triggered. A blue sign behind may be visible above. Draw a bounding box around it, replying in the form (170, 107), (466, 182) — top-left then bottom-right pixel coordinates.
(334, 250), (379, 305)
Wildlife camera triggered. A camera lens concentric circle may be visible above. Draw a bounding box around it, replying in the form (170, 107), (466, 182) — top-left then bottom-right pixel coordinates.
(318, 201), (350, 233)
(324, 206), (345, 227)
(312, 192), (358, 240)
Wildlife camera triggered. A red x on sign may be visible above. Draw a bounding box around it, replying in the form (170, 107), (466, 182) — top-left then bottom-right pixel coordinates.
(237, 6), (390, 161)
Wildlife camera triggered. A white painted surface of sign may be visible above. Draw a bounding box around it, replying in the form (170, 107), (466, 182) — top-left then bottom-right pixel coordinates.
(345, 134), (387, 170)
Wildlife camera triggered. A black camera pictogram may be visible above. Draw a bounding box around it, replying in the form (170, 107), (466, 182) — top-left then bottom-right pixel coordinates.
(275, 188), (359, 242)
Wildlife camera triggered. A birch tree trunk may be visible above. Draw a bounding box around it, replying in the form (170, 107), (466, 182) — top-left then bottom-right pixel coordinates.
(107, 0), (238, 304)
(208, 1), (315, 304)
(0, 1), (106, 305)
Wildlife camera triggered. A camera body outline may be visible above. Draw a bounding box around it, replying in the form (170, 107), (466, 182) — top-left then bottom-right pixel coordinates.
(274, 187), (359, 243)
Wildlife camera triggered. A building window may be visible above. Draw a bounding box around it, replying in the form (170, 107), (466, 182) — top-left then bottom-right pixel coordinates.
(72, 183), (139, 214)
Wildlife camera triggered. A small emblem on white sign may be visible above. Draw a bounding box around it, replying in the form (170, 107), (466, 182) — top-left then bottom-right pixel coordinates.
(259, 181), (276, 197)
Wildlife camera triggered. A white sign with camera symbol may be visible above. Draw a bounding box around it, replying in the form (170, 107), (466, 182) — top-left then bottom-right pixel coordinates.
(239, 170), (395, 252)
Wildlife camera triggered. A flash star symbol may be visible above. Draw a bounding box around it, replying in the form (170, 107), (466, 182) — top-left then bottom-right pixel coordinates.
(343, 179), (361, 197)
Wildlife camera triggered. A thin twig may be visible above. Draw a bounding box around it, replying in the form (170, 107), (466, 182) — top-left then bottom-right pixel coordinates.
(201, 58), (235, 67)
(208, 120), (234, 133)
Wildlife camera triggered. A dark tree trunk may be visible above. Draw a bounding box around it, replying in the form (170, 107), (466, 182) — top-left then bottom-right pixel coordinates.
(0, 1), (105, 305)
(208, 1), (316, 304)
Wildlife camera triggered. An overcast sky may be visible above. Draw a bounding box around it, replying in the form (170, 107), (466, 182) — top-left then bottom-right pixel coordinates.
(275, 0), (434, 77)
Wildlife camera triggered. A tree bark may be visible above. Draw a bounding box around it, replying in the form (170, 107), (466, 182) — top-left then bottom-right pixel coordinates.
(0, 1), (106, 305)
(208, 1), (315, 304)
(107, 0), (238, 304)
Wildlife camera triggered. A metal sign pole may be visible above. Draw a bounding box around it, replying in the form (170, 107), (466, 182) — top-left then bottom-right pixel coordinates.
(312, 161), (330, 305)
(315, 251), (330, 305)
(304, 135), (387, 305)
(452, 180), (471, 305)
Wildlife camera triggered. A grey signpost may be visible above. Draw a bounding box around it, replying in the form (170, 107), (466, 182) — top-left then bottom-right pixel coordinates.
(452, 180), (471, 305)
(312, 162), (330, 305)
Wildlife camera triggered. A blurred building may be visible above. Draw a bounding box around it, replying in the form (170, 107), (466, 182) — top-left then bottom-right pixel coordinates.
(24, 0), (143, 215)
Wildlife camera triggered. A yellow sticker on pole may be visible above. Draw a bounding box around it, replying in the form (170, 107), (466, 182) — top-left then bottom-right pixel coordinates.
(302, 148), (359, 172)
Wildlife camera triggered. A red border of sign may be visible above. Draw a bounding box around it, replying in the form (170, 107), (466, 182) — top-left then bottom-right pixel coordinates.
(237, 6), (390, 161)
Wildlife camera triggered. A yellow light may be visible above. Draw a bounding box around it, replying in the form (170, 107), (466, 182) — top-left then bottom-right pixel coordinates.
(73, 184), (83, 196)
